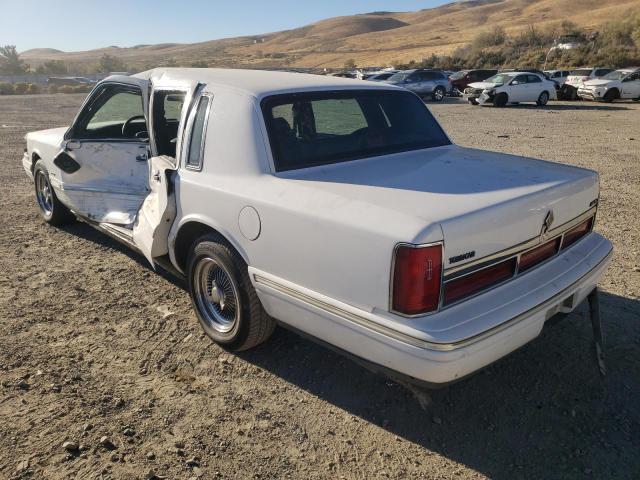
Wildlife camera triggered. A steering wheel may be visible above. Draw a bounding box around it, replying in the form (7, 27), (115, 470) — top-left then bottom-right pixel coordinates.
(122, 115), (146, 137)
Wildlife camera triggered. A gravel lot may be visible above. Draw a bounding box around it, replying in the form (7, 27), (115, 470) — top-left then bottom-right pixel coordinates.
(1, 94), (638, 480)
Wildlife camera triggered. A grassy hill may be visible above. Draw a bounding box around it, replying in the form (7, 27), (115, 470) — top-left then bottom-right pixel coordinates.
(19, 0), (640, 70)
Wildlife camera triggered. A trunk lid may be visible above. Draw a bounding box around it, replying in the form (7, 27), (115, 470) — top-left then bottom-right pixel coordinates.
(280, 145), (599, 268)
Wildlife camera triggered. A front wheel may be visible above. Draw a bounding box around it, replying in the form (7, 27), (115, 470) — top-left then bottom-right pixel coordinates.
(603, 89), (618, 103)
(493, 93), (508, 107)
(187, 235), (275, 351)
(536, 91), (549, 106)
(431, 86), (446, 102)
(33, 161), (75, 226)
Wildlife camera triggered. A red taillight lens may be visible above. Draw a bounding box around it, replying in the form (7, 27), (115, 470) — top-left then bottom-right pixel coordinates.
(392, 245), (442, 315)
(562, 217), (593, 250)
(443, 258), (516, 305)
(519, 238), (561, 273)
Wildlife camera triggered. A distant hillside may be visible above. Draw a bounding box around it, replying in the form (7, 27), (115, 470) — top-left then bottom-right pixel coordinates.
(20, 0), (640, 70)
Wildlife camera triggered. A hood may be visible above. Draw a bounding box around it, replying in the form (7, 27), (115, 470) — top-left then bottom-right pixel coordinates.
(467, 81), (500, 90)
(583, 79), (614, 88)
(281, 145), (598, 268)
(26, 126), (68, 142)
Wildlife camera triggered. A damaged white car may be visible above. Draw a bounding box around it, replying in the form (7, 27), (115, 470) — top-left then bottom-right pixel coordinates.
(578, 67), (640, 102)
(464, 71), (557, 107)
(23, 68), (612, 386)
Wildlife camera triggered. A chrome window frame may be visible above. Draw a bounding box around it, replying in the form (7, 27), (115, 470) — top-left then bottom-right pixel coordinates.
(183, 91), (213, 172)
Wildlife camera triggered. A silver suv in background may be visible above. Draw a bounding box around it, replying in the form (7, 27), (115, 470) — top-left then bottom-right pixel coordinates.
(384, 69), (449, 101)
(562, 67), (614, 99)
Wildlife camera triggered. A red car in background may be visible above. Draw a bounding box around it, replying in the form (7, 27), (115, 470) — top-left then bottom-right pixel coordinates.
(449, 69), (498, 95)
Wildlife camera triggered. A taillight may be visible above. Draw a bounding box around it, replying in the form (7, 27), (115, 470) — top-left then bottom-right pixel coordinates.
(519, 238), (561, 272)
(443, 258), (516, 306)
(392, 244), (442, 315)
(562, 217), (593, 250)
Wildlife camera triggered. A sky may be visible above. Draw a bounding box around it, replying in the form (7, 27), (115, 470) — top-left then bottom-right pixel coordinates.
(0, 0), (450, 52)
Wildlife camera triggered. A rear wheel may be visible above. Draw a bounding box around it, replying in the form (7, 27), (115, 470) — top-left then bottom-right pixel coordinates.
(187, 235), (275, 351)
(431, 86), (446, 102)
(493, 93), (508, 107)
(536, 91), (549, 106)
(33, 161), (74, 226)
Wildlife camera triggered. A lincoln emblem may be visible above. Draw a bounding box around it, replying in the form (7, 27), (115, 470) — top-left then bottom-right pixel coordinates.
(541, 210), (555, 239)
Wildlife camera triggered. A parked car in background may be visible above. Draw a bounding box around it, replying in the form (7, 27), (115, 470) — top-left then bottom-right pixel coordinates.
(563, 67), (614, 100)
(384, 69), (449, 101)
(544, 70), (571, 86)
(449, 69), (498, 95)
(22, 68), (612, 387)
(47, 76), (94, 87)
(364, 71), (398, 81)
(464, 71), (557, 107)
(578, 67), (640, 102)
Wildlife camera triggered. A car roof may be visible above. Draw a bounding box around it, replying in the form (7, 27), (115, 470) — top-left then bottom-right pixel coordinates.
(132, 68), (399, 98)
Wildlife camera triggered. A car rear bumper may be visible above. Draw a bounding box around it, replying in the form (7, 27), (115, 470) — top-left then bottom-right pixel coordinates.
(250, 232), (613, 385)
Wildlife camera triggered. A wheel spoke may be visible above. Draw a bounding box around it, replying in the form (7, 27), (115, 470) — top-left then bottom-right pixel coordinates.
(194, 257), (239, 333)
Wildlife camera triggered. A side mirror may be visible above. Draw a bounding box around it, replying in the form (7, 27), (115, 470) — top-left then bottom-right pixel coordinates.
(511, 80), (520, 85)
(64, 139), (81, 151)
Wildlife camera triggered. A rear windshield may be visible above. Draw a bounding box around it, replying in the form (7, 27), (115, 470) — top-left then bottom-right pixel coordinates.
(261, 90), (451, 172)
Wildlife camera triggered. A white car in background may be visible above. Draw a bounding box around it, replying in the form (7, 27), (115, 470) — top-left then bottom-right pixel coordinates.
(463, 72), (557, 107)
(578, 68), (640, 102)
(544, 70), (571, 86)
(563, 67), (614, 99)
(22, 68), (612, 387)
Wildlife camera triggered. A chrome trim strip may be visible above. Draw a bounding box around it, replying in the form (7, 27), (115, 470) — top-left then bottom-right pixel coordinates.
(444, 207), (597, 277)
(254, 247), (612, 352)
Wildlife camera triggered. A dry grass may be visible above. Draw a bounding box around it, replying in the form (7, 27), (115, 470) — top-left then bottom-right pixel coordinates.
(20, 0), (640, 69)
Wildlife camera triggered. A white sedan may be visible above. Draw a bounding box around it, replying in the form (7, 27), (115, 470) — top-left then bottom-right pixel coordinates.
(464, 72), (557, 107)
(22, 68), (611, 387)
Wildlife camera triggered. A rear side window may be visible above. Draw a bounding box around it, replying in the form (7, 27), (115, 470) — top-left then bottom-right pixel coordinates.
(186, 95), (211, 170)
(262, 89), (451, 172)
(595, 69), (613, 77)
(527, 74), (542, 83)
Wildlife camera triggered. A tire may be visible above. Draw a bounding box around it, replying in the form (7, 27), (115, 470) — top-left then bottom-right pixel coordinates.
(493, 93), (508, 107)
(431, 86), (446, 102)
(603, 89), (618, 103)
(467, 98), (479, 105)
(33, 160), (75, 226)
(633, 97), (640, 102)
(187, 234), (275, 351)
(536, 91), (549, 106)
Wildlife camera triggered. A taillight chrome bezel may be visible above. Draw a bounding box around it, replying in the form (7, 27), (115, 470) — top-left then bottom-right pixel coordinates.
(389, 241), (444, 318)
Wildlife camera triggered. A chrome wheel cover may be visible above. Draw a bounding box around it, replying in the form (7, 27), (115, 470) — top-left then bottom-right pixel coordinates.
(434, 88), (444, 100)
(35, 170), (53, 216)
(193, 257), (240, 333)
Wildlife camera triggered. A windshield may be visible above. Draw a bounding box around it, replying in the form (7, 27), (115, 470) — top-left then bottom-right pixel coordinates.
(262, 90), (451, 172)
(602, 70), (629, 80)
(484, 74), (515, 84)
(570, 69), (592, 76)
(449, 70), (468, 80)
(387, 72), (411, 82)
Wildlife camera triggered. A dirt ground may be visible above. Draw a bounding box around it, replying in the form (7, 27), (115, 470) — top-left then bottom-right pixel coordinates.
(0, 94), (638, 480)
